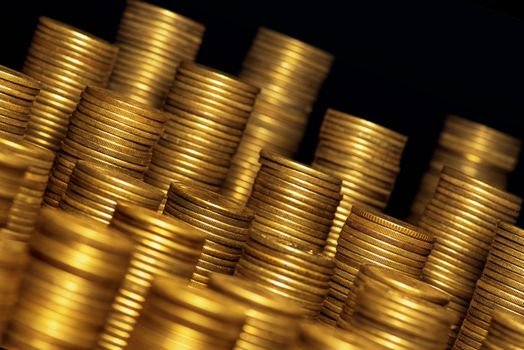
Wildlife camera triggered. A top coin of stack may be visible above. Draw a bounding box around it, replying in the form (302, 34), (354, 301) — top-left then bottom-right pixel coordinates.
(312, 109), (408, 256)
(145, 62), (259, 194)
(109, 0), (205, 107)
(0, 65), (40, 139)
(482, 310), (524, 350)
(410, 115), (521, 222)
(22, 17), (119, 151)
(247, 150), (342, 250)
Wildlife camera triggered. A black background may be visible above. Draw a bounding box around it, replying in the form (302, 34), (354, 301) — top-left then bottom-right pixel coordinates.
(1, 0), (523, 220)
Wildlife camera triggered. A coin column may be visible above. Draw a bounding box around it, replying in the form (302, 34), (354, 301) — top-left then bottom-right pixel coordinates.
(109, 0), (205, 107)
(418, 167), (522, 347)
(312, 109), (407, 256)
(0, 152), (29, 226)
(22, 17), (118, 151)
(127, 276), (245, 350)
(292, 323), (379, 350)
(481, 311), (524, 350)
(453, 223), (524, 349)
(0, 65), (41, 139)
(320, 206), (434, 326)
(221, 27), (334, 204)
(247, 150), (342, 250)
(410, 115), (521, 222)
(3, 208), (133, 350)
(44, 86), (168, 207)
(95, 204), (206, 350)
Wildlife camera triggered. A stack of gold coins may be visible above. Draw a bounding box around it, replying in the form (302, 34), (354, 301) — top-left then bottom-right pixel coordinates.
(482, 310), (524, 350)
(453, 223), (524, 349)
(3, 208), (133, 350)
(221, 28), (334, 204)
(236, 230), (334, 318)
(209, 274), (305, 350)
(0, 65), (40, 139)
(59, 161), (164, 224)
(0, 152), (28, 227)
(96, 203), (206, 350)
(163, 182), (254, 287)
(312, 109), (408, 256)
(410, 115), (521, 222)
(321, 206), (434, 326)
(109, 0), (205, 107)
(247, 150), (342, 250)
(292, 323), (383, 350)
(22, 17), (118, 151)
(44, 86), (168, 207)
(0, 139), (54, 241)
(126, 276), (245, 350)
(144, 62), (259, 194)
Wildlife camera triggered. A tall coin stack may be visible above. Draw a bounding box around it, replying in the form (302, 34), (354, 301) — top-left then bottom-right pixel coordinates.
(292, 323), (382, 350)
(247, 150), (342, 250)
(3, 208), (133, 350)
(96, 204), (206, 350)
(410, 115), (521, 222)
(163, 182), (254, 287)
(312, 109), (408, 256)
(109, 0), (205, 107)
(321, 206), (434, 326)
(0, 152), (28, 227)
(127, 276), (245, 350)
(0, 65), (40, 139)
(481, 310), (524, 350)
(236, 230), (334, 318)
(23, 17), (118, 151)
(419, 167), (522, 346)
(453, 223), (524, 349)
(221, 28), (334, 204)
(209, 274), (305, 350)
(145, 62), (259, 194)
(59, 161), (164, 224)
(44, 86), (168, 207)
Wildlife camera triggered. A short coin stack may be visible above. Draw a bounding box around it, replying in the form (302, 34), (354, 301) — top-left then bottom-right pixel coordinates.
(453, 223), (524, 349)
(321, 206), (434, 326)
(292, 323), (382, 350)
(247, 150), (342, 250)
(410, 115), (521, 222)
(3, 208), (133, 350)
(0, 152), (28, 226)
(163, 182), (254, 287)
(44, 86), (168, 207)
(145, 62), (259, 193)
(127, 276), (245, 350)
(209, 274), (304, 350)
(0, 65), (40, 139)
(109, 0), (205, 107)
(312, 109), (408, 256)
(481, 310), (524, 350)
(236, 230), (334, 318)
(23, 17), (118, 151)
(59, 161), (164, 224)
(96, 204), (206, 350)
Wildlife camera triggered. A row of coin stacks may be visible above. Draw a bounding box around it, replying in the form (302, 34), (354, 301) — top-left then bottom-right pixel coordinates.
(482, 311), (524, 350)
(221, 28), (334, 204)
(410, 114), (521, 222)
(109, 0), (205, 107)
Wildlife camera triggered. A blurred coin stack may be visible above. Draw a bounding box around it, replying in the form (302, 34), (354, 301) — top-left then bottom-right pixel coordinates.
(23, 17), (118, 151)
(145, 62), (259, 194)
(59, 161), (164, 224)
(0, 65), (40, 139)
(312, 109), (408, 256)
(0, 139), (54, 242)
(0, 152), (28, 227)
(3, 208), (132, 350)
(321, 206), (434, 326)
(453, 223), (524, 349)
(96, 203), (206, 350)
(247, 150), (342, 250)
(221, 28), (334, 204)
(419, 167), (522, 346)
(109, 0), (205, 107)
(292, 323), (382, 350)
(482, 310), (524, 350)
(44, 86), (168, 207)
(410, 115), (521, 222)
(209, 274), (304, 350)
(163, 182), (254, 287)
(236, 230), (334, 318)
(127, 276), (245, 350)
